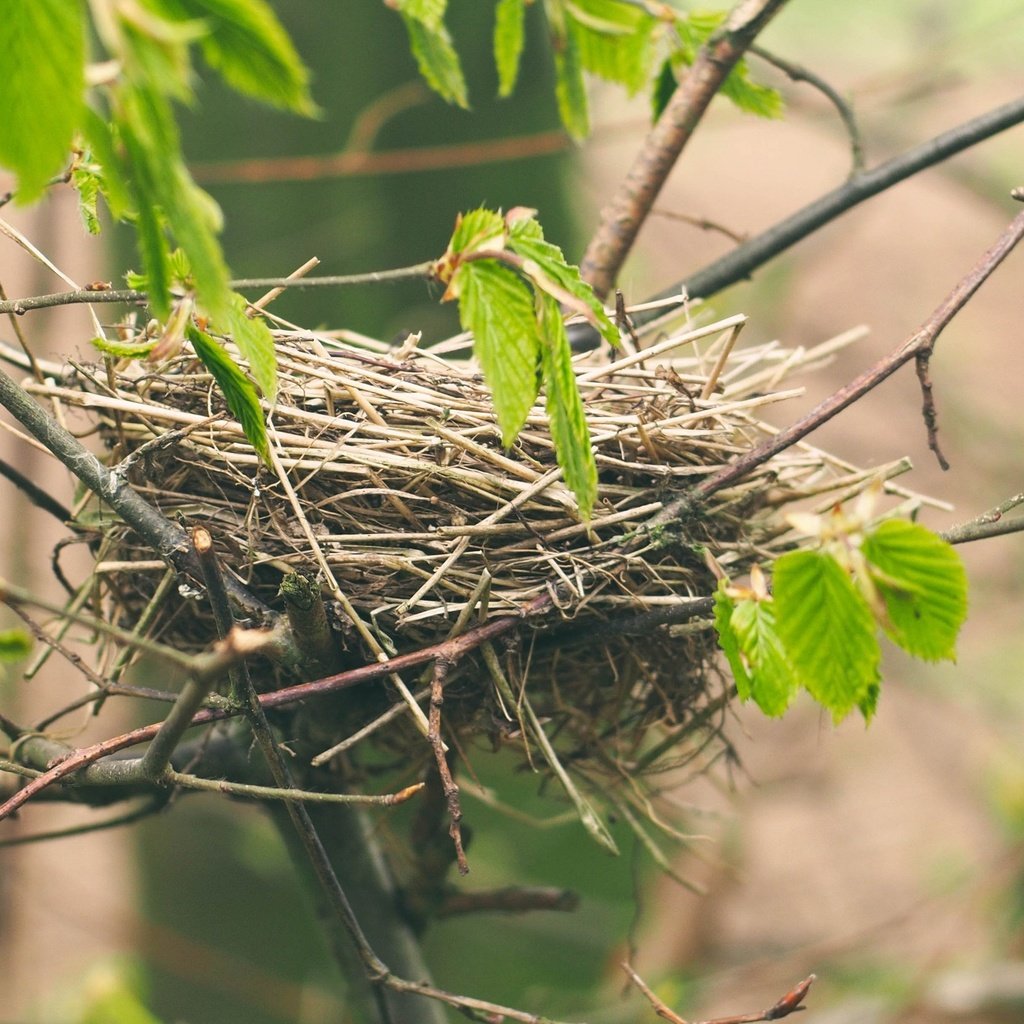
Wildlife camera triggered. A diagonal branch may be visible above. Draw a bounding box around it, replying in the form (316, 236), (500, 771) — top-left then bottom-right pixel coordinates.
(646, 201), (1024, 528)
(580, 0), (791, 298)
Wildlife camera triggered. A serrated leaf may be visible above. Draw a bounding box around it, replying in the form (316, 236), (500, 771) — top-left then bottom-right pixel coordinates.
(91, 335), (159, 359)
(774, 550), (881, 722)
(455, 261), (540, 444)
(392, 0), (446, 30)
(223, 297), (278, 401)
(81, 109), (134, 220)
(862, 519), (967, 662)
(728, 593), (798, 717)
(0, 0), (86, 201)
(187, 325), (270, 462)
(149, 0), (316, 114)
(0, 629), (33, 663)
(566, 0), (656, 95)
(508, 214), (618, 345)
(71, 159), (103, 235)
(450, 208), (506, 257)
(671, 12), (783, 120)
(399, 13), (469, 109)
(538, 296), (596, 517)
(494, 0), (527, 97)
(714, 586), (753, 700)
(553, 24), (589, 140)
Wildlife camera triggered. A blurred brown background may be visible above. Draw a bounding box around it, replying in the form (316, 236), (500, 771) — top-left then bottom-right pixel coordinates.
(1, 2), (1023, 1021)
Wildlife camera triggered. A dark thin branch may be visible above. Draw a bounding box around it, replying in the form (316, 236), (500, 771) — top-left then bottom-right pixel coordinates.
(0, 456), (71, 522)
(580, 0), (791, 298)
(654, 93), (1024, 311)
(428, 657), (468, 875)
(914, 350), (950, 470)
(648, 203), (1024, 526)
(0, 264), (437, 316)
(751, 44), (864, 174)
(438, 885), (579, 918)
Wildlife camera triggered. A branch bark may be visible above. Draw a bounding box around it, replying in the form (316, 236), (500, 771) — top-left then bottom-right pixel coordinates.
(580, 0), (791, 298)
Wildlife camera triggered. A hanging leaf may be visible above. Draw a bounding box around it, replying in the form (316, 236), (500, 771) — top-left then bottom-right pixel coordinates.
(862, 519), (968, 662)
(0, 0), (86, 201)
(538, 296), (597, 517)
(148, 0), (317, 114)
(552, 22), (589, 140)
(774, 550), (881, 722)
(727, 592), (798, 717)
(223, 297), (279, 401)
(391, 0), (469, 108)
(454, 261), (540, 445)
(187, 325), (270, 462)
(507, 211), (618, 345)
(566, 0), (658, 96)
(494, 0), (527, 97)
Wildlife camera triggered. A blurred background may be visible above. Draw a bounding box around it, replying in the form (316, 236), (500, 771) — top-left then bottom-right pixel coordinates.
(2, 1), (1023, 1021)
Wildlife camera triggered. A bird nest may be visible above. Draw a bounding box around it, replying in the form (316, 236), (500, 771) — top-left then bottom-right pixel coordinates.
(27, 310), (933, 839)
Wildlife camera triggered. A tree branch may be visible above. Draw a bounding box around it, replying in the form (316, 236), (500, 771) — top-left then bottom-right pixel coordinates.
(648, 201), (1024, 527)
(580, 0), (791, 298)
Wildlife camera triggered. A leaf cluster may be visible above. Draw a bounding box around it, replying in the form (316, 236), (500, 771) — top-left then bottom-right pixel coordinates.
(435, 207), (619, 517)
(715, 510), (968, 722)
(389, 0), (782, 140)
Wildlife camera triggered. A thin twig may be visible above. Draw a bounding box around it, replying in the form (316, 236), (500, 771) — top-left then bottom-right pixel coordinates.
(941, 493), (1024, 545)
(750, 44), (864, 174)
(649, 203), (1024, 525)
(0, 456), (71, 521)
(428, 656), (468, 874)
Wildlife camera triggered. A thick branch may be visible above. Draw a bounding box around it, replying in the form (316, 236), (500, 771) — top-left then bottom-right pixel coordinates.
(580, 0), (791, 297)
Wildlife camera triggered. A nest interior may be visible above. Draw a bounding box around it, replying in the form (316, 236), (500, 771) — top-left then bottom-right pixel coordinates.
(26, 311), (935, 821)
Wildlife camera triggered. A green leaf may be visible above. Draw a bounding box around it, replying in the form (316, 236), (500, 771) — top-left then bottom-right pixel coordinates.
(651, 57), (678, 121)
(714, 586), (753, 700)
(538, 296), (597, 517)
(494, 0), (527, 97)
(81, 109), (134, 220)
(71, 157), (104, 235)
(455, 261), (540, 444)
(552, 22), (589, 140)
(862, 519), (968, 662)
(671, 12), (783, 120)
(0, 629), (33, 663)
(508, 213), (618, 346)
(450, 208), (506, 256)
(187, 325), (270, 462)
(395, 4), (469, 109)
(0, 0), (86, 201)
(728, 593), (798, 717)
(566, 0), (657, 96)
(91, 335), (159, 359)
(223, 296), (279, 401)
(774, 550), (881, 722)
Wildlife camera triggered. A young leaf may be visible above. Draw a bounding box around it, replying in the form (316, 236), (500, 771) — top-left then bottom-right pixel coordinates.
(714, 586), (753, 699)
(455, 261), (541, 445)
(392, 0), (469, 109)
(728, 593), (798, 717)
(862, 519), (968, 662)
(71, 158), (104, 235)
(0, 0), (86, 201)
(553, 23), (589, 140)
(494, 0), (527, 97)
(566, 0), (657, 96)
(187, 325), (270, 463)
(223, 297), (279, 401)
(774, 550), (881, 722)
(0, 629), (33, 663)
(507, 212), (618, 346)
(149, 0), (317, 114)
(538, 296), (597, 517)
